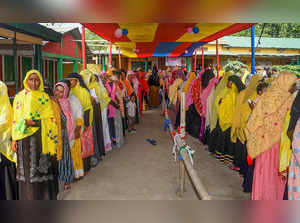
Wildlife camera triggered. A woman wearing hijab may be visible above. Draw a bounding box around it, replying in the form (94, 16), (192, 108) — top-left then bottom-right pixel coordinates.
(53, 81), (75, 192)
(60, 79), (84, 180)
(186, 72), (203, 138)
(67, 73), (93, 175)
(245, 72), (297, 200)
(12, 70), (58, 200)
(98, 73), (113, 152)
(230, 75), (261, 174)
(168, 79), (184, 128)
(215, 75), (245, 166)
(136, 70), (149, 115)
(148, 65), (160, 108)
(0, 81), (18, 200)
(81, 70), (105, 167)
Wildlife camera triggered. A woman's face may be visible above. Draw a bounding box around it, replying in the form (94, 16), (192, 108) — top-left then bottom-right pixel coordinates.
(54, 85), (65, 100)
(68, 78), (78, 88)
(227, 80), (233, 88)
(27, 73), (40, 91)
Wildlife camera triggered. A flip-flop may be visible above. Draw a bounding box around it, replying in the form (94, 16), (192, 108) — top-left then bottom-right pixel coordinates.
(146, 139), (157, 146)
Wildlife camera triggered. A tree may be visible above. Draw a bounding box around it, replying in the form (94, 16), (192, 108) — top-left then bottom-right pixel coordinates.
(233, 23), (300, 38)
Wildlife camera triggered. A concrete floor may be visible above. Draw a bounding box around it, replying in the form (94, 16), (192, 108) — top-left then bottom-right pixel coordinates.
(64, 108), (250, 200)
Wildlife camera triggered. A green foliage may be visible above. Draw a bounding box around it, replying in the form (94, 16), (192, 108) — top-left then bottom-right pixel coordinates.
(233, 23), (300, 38)
(224, 61), (248, 77)
(272, 65), (300, 76)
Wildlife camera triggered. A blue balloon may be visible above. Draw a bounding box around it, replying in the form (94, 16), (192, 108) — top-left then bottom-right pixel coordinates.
(122, 29), (128, 35)
(193, 27), (199, 34)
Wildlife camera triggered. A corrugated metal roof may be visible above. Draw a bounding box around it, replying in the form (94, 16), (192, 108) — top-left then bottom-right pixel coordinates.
(209, 36), (300, 49)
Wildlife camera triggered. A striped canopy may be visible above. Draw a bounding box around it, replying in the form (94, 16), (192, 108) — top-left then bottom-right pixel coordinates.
(83, 23), (255, 58)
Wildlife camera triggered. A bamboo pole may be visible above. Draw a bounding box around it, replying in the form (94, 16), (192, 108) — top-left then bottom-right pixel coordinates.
(216, 39), (219, 78)
(162, 90), (211, 200)
(202, 47), (204, 70)
(81, 26), (86, 70)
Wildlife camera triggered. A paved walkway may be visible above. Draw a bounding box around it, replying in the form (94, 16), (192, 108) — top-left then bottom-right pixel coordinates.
(64, 109), (250, 200)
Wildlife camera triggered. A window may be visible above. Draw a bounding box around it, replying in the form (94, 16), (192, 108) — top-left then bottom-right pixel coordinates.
(4, 55), (15, 82)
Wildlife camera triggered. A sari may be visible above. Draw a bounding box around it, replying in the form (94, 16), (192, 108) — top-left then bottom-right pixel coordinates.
(13, 70), (58, 200)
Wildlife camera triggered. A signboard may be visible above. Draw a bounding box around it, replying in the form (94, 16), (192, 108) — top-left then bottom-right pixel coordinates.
(166, 57), (182, 67)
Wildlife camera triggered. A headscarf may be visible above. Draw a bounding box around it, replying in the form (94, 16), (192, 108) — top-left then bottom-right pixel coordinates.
(105, 81), (117, 118)
(148, 65), (160, 87)
(210, 72), (231, 132)
(191, 77), (203, 115)
(288, 91), (300, 134)
(228, 75), (245, 93)
(230, 75), (261, 143)
(245, 72), (297, 159)
(43, 79), (53, 96)
(169, 79), (183, 105)
(184, 72), (197, 93)
(0, 81), (16, 162)
(12, 70), (58, 156)
(54, 82), (75, 144)
(200, 77), (218, 117)
(81, 69), (101, 102)
(201, 69), (215, 89)
(67, 73), (93, 125)
(218, 82), (238, 132)
(175, 69), (186, 81)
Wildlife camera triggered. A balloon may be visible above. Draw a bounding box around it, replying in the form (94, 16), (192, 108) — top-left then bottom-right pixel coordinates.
(185, 50), (189, 54)
(122, 29), (128, 35)
(187, 27), (193, 33)
(193, 27), (199, 34)
(115, 28), (122, 38)
(136, 49), (140, 53)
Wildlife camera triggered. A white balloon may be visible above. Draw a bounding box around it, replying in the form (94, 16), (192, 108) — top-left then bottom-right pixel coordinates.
(115, 28), (122, 38)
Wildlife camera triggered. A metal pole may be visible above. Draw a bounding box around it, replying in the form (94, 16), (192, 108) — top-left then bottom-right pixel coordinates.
(109, 42), (112, 68)
(102, 55), (106, 71)
(81, 26), (86, 70)
(216, 39), (219, 78)
(202, 47), (204, 70)
(118, 47), (121, 69)
(194, 49), (197, 72)
(186, 57), (190, 72)
(13, 31), (18, 93)
(251, 25), (256, 74)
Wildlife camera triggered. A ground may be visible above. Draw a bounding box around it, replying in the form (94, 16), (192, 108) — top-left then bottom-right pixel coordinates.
(63, 108), (250, 200)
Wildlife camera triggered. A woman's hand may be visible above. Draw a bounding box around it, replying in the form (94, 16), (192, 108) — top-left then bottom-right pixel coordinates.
(25, 119), (36, 127)
(11, 141), (18, 153)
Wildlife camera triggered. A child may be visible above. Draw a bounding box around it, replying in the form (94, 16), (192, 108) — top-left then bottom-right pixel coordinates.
(126, 94), (137, 133)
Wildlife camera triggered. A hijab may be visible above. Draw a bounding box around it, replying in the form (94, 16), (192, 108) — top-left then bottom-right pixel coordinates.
(288, 91), (300, 134)
(169, 79), (183, 105)
(184, 72), (197, 94)
(202, 69), (215, 89)
(54, 82), (75, 144)
(245, 72), (297, 159)
(12, 70), (58, 156)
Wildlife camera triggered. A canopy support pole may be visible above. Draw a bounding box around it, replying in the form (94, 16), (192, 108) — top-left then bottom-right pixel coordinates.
(251, 26), (256, 74)
(186, 57), (190, 72)
(81, 26), (86, 70)
(118, 47), (121, 69)
(202, 47), (204, 70)
(109, 42), (112, 68)
(145, 57), (148, 72)
(216, 39), (219, 78)
(194, 49), (197, 72)
(13, 31), (18, 93)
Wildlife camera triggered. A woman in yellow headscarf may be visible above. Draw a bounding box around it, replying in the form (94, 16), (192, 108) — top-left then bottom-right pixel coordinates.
(12, 70), (58, 200)
(67, 72), (93, 174)
(168, 78), (183, 128)
(230, 75), (261, 172)
(80, 69), (106, 163)
(0, 81), (18, 200)
(215, 75), (245, 166)
(245, 72), (297, 200)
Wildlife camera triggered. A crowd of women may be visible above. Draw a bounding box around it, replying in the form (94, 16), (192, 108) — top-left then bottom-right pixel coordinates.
(0, 66), (162, 200)
(163, 65), (299, 200)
